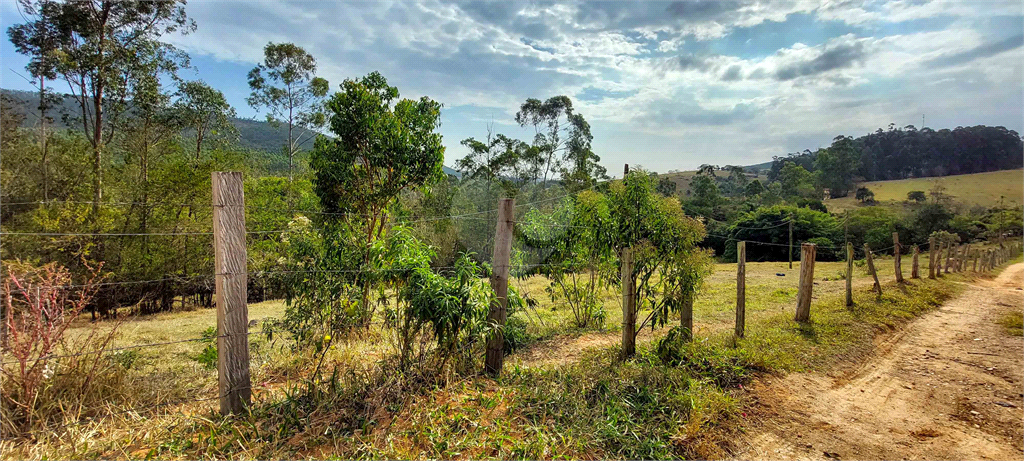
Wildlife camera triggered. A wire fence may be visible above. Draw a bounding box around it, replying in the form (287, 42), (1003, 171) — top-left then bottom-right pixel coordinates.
(4, 181), (1018, 436)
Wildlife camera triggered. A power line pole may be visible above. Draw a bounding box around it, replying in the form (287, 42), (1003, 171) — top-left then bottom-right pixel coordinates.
(788, 216), (794, 269)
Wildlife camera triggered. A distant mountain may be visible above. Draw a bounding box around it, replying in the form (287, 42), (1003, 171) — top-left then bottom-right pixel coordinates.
(2, 88), (319, 155)
(4, 88), (465, 178)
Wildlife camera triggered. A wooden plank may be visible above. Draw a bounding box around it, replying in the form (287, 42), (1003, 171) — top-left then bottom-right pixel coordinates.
(212, 171), (250, 415)
(795, 243), (816, 322)
(485, 197), (515, 376)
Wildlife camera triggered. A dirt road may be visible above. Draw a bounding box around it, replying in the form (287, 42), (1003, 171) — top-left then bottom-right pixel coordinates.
(736, 263), (1024, 460)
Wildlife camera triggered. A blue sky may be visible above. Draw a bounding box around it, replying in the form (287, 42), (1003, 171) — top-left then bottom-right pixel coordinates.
(3, 0), (1022, 173)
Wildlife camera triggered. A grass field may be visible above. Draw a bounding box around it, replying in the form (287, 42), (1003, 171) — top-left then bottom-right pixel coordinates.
(827, 169), (1024, 212)
(6, 246), (1015, 459)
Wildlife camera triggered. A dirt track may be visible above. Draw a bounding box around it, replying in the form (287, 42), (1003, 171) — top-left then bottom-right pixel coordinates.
(736, 263), (1024, 460)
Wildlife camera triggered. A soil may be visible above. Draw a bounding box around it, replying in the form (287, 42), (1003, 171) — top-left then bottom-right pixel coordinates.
(735, 263), (1024, 460)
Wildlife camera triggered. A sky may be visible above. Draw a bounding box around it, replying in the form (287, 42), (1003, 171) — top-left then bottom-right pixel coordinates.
(2, 0), (1022, 173)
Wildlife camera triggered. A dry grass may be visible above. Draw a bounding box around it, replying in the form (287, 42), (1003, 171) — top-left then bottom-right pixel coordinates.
(826, 169), (1024, 212)
(0, 254), (979, 459)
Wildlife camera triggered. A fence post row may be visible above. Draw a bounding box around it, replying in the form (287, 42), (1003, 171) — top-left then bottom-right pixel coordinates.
(735, 241), (746, 339)
(211, 171), (251, 416)
(845, 242), (854, 307)
(864, 244), (882, 298)
(911, 245), (920, 279)
(795, 243), (816, 322)
(944, 243), (953, 273)
(893, 232), (903, 283)
(485, 197), (515, 377)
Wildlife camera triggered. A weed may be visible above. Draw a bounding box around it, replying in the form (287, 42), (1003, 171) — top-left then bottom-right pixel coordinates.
(998, 311), (1023, 336)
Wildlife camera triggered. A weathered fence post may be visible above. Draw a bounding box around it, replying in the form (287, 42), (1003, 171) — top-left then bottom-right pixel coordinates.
(944, 243), (953, 273)
(620, 246), (636, 359)
(911, 245), (919, 279)
(680, 292), (694, 342)
(928, 237), (937, 279)
(788, 218), (794, 270)
(893, 232), (903, 283)
(212, 171), (250, 415)
(846, 242), (854, 307)
(736, 241), (746, 339)
(864, 244), (882, 298)
(485, 197), (515, 376)
(795, 243), (816, 322)
(972, 249), (978, 272)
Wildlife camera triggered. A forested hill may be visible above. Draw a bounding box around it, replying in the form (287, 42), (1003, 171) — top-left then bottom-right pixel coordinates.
(2, 88), (462, 177)
(2, 87), (321, 156)
(768, 124), (1023, 182)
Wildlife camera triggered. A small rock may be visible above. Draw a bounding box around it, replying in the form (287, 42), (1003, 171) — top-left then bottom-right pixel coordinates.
(903, 384), (913, 390)
(969, 410), (980, 416)
(973, 338), (982, 341)
(995, 401), (1017, 408)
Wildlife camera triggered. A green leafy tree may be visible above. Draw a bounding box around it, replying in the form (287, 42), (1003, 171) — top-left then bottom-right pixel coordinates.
(310, 71), (445, 318)
(170, 80), (237, 161)
(778, 162), (819, 200)
(655, 176), (677, 197)
(744, 179), (765, 197)
(814, 135), (861, 197)
(515, 96), (606, 190)
(907, 190), (927, 202)
(247, 42), (329, 182)
(855, 186), (875, 203)
(605, 169), (709, 357)
(7, 0), (195, 216)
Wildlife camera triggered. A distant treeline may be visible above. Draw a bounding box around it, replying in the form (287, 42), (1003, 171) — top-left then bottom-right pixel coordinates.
(768, 125), (1023, 182)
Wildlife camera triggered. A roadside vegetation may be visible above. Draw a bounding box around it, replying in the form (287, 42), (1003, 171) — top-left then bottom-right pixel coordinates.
(1, 2), (1022, 459)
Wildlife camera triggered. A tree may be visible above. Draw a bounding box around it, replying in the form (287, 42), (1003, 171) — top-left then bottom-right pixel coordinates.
(310, 71), (445, 318)
(744, 179), (765, 197)
(247, 42), (329, 182)
(171, 81), (237, 161)
(907, 190), (927, 202)
(458, 130), (544, 198)
(656, 176), (677, 197)
(8, 0), (195, 217)
(605, 169), (709, 357)
(515, 96), (606, 189)
(814, 135), (861, 197)
(778, 162), (819, 200)
(855, 186), (875, 203)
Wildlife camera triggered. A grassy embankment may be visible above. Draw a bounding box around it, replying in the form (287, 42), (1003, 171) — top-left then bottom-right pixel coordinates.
(6, 250), (1018, 459)
(826, 168), (1024, 212)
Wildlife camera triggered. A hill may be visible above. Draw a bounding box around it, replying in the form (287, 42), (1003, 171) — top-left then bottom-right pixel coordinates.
(826, 169), (1024, 212)
(2, 88), (462, 176)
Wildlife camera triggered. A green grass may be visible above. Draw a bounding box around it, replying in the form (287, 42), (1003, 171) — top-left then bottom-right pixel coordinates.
(827, 168), (1023, 212)
(998, 311), (1023, 336)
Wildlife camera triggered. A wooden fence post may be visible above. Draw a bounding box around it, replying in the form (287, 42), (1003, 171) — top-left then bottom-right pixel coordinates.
(212, 171), (250, 415)
(911, 245), (919, 279)
(736, 241), (746, 339)
(680, 292), (693, 342)
(485, 198), (515, 376)
(795, 243), (816, 322)
(893, 232), (903, 283)
(864, 244), (882, 298)
(944, 243), (953, 273)
(928, 237), (936, 279)
(620, 246), (636, 359)
(972, 249), (978, 272)
(845, 242), (854, 307)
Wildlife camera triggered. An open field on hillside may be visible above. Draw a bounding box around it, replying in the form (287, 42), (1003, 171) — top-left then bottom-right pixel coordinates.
(661, 169), (769, 197)
(827, 169), (1024, 212)
(6, 247), (1014, 459)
